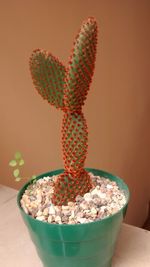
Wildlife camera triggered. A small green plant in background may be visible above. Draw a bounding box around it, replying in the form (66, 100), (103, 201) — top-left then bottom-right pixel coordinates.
(9, 152), (36, 182)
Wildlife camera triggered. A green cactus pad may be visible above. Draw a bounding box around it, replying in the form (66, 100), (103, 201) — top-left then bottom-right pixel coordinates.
(29, 49), (66, 109)
(52, 169), (92, 205)
(62, 111), (88, 173)
(64, 17), (98, 112)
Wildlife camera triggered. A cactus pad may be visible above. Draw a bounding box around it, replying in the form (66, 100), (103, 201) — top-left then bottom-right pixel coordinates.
(30, 49), (66, 109)
(62, 111), (88, 173)
(64, 17), (97, 112)
(52, 170), (92, 205)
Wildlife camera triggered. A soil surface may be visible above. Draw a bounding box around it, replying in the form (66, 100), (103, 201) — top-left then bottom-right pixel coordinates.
(21, 172), (126, 224)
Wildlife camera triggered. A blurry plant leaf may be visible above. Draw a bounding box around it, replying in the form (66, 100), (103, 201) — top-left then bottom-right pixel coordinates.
(31, 175), (37, 184)
(13, 169), (20, 177)
(31, 175), (36, 180)
(15, 177), (21, 182)
(19, 159), (25, 166)
(9, 160), (17, 167)
(15, 152), (22, 160)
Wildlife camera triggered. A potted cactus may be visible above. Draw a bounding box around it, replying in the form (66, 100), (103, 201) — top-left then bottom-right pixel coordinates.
(17, 17), (129, 267)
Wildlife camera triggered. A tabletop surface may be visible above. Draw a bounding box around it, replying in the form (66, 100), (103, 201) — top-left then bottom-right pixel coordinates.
(0, 184), (150, 267)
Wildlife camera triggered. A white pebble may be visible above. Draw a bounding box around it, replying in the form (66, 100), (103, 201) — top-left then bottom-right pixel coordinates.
(43, 208), (49, 216)
(91, 207), (97, 215)
(84, 193), (92, 201)
(48, 215), (53, 223)
(36, 216), (45, 221)
(55, 215), (62, 224)
(100, 206), (107, 212)
(97, 192), (106, 199)
(107, 184), (113, 189)
(36, 210), (42, 217)
(77, 217), (87, 224)
(49, 205), (56, 215)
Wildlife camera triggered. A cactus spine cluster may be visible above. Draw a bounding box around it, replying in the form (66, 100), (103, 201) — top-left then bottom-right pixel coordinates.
(29, 17), (98, 205)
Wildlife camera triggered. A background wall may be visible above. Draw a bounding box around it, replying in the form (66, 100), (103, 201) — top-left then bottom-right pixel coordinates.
(0, 0), (150, 227)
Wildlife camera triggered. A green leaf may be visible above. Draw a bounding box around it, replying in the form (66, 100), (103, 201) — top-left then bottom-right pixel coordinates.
(31, 175), (36, 180)
(15, 151), (22, 160)
(9, 160), (17, 167)
(13, 169), (20, 178)
(15, 177), (21, 182)
(32, 179), (37, 184)
(19, 159), (25, 166)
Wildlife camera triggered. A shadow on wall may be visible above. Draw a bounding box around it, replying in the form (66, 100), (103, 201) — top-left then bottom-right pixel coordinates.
(124, 98), (150, 227)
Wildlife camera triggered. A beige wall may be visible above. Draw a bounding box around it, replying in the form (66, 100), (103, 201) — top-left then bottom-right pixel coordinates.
(0, 0), (150, 227)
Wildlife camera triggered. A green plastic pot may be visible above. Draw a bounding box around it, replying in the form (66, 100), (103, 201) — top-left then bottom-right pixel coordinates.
(17, 168), (129, 267)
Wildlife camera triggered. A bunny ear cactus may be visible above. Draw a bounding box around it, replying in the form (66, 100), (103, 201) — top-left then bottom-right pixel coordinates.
(30, 17), (98, 205)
